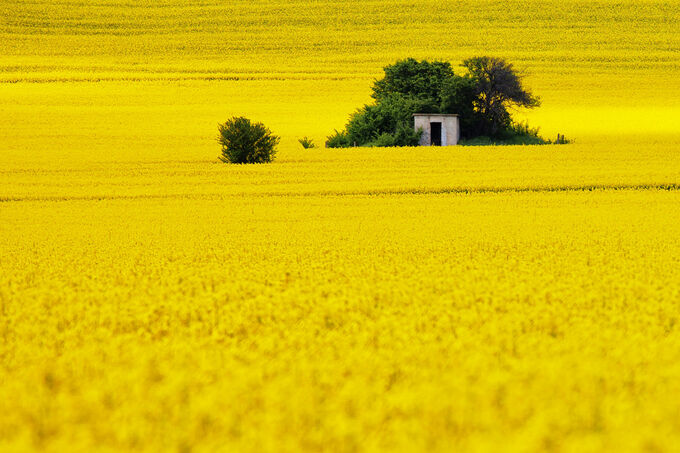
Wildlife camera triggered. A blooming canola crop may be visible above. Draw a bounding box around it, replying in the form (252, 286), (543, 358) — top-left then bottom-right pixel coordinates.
(2, 0), (680, 452)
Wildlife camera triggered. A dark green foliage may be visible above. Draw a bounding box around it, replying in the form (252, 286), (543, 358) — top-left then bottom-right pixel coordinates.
(372, 58), (455, 108)
(326, 94), (426, 147)
(503, 121), (544, 142)
(462, 56), (541, 137)
(457, 136), (498, 146)
(554, 133), (571, 144)
(366, 132), (399, 147)
(459, 121), (548, 146)
(440, 75), (479, 138)
(218, 117), (279, 164)
(298, 137), (316, 149)
(325, 130), (352, 148)
(459, 135), (545, 146)
(328, 56), (556, 147)
(365, 124), (422, 147)
(391, 123), (423, 147)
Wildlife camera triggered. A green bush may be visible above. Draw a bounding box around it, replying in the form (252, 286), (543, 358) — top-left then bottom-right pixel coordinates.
(553, 133), (571, 144)
(298, 137), (316, 149)
(501, 121), (548, 144)
(218, 117), (279, 164)
(325, 130), (352, 148)
(364, 125), (422, 147)
(366, 124), (421, 147)
(326, 94), (425, 148)
(459, 121), (549, 146)
(458, 136), (497, 146)
(366, 132), (397, 147)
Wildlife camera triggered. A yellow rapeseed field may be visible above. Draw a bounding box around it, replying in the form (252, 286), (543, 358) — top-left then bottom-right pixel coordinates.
(2, 1), (680, 451)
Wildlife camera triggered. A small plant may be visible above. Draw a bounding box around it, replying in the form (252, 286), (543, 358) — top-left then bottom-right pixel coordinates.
(554, 133), (571, 144)
(218, 116), (279, 164)
(298, 137), (316, 149)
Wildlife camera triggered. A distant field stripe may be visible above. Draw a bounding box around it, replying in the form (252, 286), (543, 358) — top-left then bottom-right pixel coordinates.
(1, 183), (679, 203)
(0, 75), (367, 84)
(360, 183), (680, 197)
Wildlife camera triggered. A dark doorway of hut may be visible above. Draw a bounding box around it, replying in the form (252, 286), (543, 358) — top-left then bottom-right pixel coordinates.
(430, 122), (442, 146)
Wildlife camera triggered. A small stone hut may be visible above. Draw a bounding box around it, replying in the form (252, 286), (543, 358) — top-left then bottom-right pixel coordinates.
(413, 113), (460, 146)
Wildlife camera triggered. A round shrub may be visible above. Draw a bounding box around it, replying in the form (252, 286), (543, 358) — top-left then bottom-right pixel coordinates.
(218, 116), (280, 164)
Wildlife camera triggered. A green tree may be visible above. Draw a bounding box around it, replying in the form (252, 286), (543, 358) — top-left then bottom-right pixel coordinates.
(327, 56), (546, 147)
(440, 75), (479, 138)
(371, 58), (455, 110)
(462, 56), (541, 137)
(218, 117), (279, 164)
(326, 59), (455, 147)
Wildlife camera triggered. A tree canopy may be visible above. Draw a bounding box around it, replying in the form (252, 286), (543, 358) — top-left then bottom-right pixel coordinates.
(462, 56), (541, 136)
(326, 57), (543, 147)
(371, 58), (455, 110)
